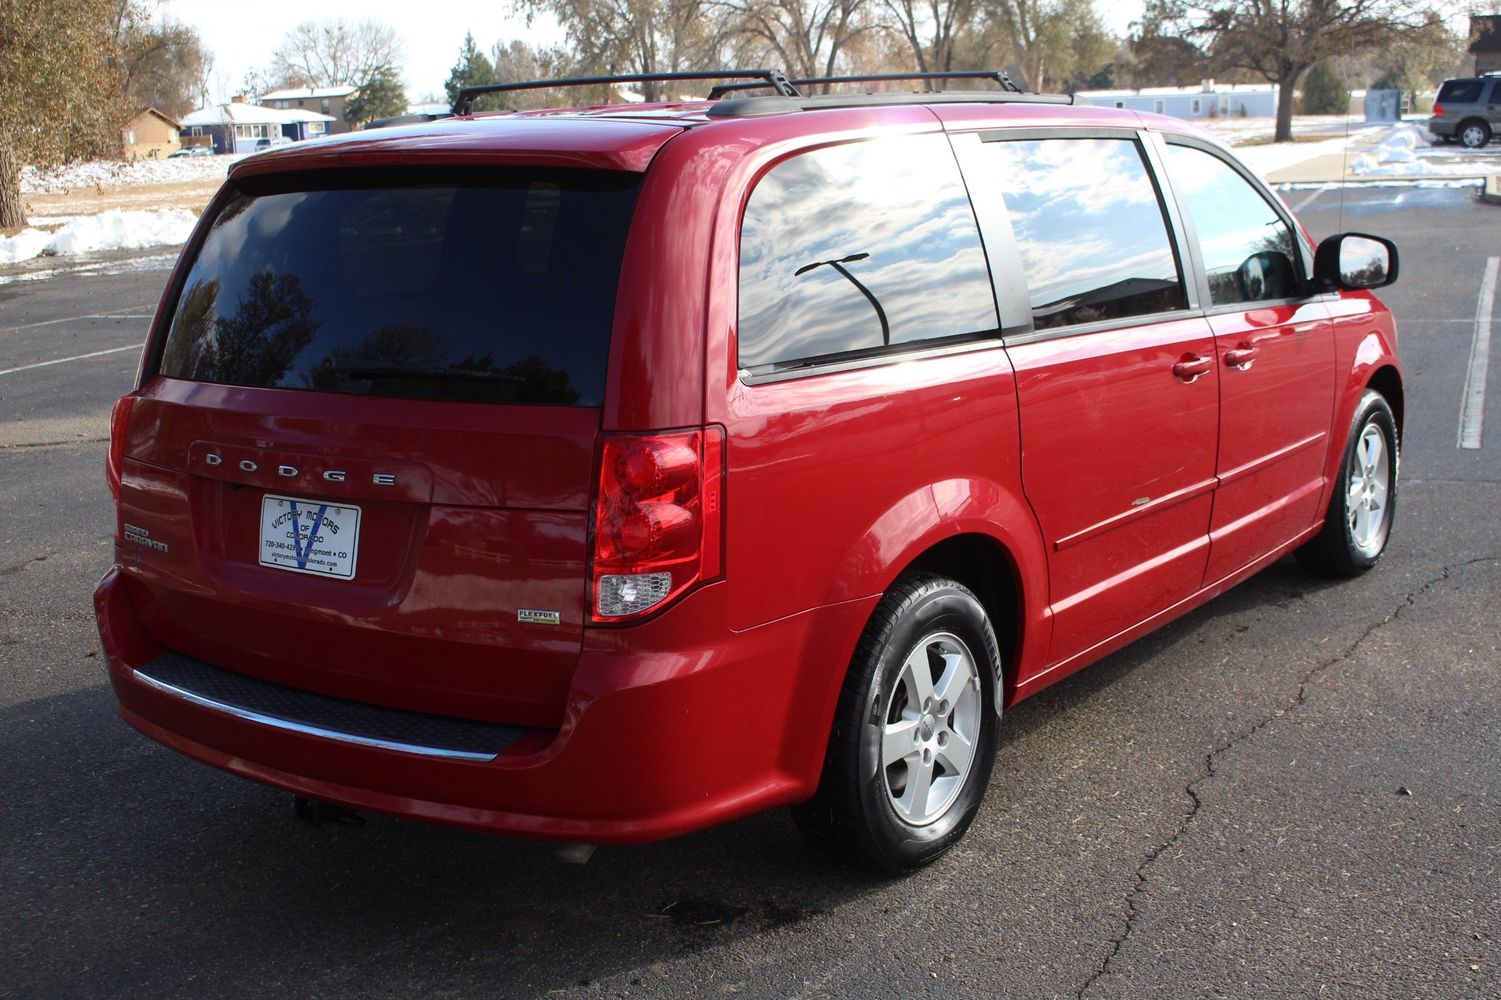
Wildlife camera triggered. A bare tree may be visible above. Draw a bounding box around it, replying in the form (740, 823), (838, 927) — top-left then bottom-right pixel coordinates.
(1152, 0), (1445, 142)
(515, 0), (730, 100)
(0, 0), (128, 228)
(115, 15), (209, 119)
(982, 0), (1110, 91)
(270, 18), (402, 89)
(720, 0), (874, 83)
(878, 0), (985, 75)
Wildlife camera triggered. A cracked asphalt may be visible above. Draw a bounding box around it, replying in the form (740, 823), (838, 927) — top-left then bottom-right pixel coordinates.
(1, 185), (1497, 999)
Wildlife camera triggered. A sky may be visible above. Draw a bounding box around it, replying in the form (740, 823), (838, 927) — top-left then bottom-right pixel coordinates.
(165, 0), (1147, 109)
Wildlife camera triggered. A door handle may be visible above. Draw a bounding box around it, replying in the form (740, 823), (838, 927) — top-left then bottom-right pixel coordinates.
(1173, 355), (1213, 383)
(1224, 346), (1259, 370)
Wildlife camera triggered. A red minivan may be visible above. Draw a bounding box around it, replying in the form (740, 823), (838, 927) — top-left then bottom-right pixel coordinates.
(97, 72), (1403, 871)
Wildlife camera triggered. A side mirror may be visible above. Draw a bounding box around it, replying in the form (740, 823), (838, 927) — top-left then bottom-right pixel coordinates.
(1314, 232), (1398, 290)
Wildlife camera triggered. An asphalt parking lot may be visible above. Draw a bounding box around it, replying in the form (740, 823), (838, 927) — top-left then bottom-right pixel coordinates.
(1, 183), (1498, 999)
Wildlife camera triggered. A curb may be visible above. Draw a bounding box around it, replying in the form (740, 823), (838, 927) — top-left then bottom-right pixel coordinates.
(1484, 176), (1501, 205)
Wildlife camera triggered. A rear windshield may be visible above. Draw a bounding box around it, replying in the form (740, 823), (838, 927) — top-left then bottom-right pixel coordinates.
(1437, 79), (1484, 104)
(154, 167), (640, 406)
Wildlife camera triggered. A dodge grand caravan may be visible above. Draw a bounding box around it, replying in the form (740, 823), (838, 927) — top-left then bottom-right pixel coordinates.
(97, 70), (1403, 871)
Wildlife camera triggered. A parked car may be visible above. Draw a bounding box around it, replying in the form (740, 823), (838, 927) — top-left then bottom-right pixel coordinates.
(252, 135), (295, 151)
(97, 70), (1403, 872)
(1428, 73), (1501, 147)
(166, 145), (212, 158)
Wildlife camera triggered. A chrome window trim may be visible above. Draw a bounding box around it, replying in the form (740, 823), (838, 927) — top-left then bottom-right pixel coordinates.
(738, 334), (1007, 386)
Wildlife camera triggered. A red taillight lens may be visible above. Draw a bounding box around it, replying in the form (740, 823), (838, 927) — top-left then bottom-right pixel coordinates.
(105, 395), (136, 501)
(1433, 103), (1444, 117)
(591, 427), (723, 621)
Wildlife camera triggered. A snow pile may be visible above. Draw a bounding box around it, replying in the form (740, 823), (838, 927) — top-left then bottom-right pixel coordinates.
(1349, 123), (1493, 176)
(20, 154), (242, 194)
(0, 208), (197, 264)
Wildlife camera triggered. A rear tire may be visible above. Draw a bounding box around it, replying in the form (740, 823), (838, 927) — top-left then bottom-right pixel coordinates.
(1296, 390), (1398, 577)
(793, 574), (1000, 873)
(1459, 120), (1492, 149)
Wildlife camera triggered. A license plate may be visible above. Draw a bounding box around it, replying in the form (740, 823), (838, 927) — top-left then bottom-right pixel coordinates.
(258, 494), (361, 579)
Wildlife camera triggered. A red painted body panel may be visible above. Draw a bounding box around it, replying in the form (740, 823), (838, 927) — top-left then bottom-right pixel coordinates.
(116, 377), (599, 726)
(1204, 303), (1336, 583)
(96, 100), (1404, 844)
(1006, 317), (1220, 666)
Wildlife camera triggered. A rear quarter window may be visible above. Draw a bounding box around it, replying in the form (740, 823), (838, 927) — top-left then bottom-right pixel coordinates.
(155, 167), (640, 406)
(737, 133), (998, 372)
(1438, 80), (1484, 104)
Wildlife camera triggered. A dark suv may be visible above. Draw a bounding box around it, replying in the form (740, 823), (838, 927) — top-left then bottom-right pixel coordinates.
(1428, 74), (1501, 148)
(98, 70), (1403, 871)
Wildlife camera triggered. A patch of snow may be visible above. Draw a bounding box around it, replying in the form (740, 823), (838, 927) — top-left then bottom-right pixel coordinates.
(0, 208), (197, 264)
(20, 154), (246, 194)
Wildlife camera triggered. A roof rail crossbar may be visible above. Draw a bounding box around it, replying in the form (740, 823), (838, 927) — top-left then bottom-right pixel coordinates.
(707, 70), (1023, 99)
(454, 69), (799, 114)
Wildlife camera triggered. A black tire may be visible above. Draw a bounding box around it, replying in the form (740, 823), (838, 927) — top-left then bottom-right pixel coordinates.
(1459, 119), (1492, 149)
(1296, 390), (1399, 577)
(792, 573), (1001, 873)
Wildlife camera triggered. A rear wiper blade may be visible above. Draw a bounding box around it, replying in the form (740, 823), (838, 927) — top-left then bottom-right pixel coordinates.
(323, 362), (524, 383)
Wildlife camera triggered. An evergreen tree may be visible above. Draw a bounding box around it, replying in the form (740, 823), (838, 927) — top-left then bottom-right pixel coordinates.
(1300, 60), (1348, 116)
(445, 32), (496, 110)
(346, 65), (408, 127)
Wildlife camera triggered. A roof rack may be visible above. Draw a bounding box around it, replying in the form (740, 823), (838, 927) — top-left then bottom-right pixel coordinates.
(454, 69), (799, 114)
(707, 70), (1023, 99)
(706, 90), (1072, 118)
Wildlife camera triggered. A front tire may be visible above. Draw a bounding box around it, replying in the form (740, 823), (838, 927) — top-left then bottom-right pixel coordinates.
(1296, 390), (1398, 577)
(793, 574), (1000, 872)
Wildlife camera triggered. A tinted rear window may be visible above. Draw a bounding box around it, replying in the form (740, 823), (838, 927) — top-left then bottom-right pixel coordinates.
(1438, 79), (1484, 104)
(155, 168), (640, 406)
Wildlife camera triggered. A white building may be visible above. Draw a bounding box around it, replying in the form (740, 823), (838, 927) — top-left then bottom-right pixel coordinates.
(179, 97), (337, 154)
(1075, 82), (1279, 119)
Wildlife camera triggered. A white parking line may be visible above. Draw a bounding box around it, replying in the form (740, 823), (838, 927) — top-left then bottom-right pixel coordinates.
(1459, 256), (1499, 450)
(0, 343), (143, 377)
(1289, 185), (1334, 213)
(1, 313), (153, 335)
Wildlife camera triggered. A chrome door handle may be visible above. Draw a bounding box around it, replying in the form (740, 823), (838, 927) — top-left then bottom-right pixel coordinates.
(1224, 346), (1259, 370)
(1173, 355), (1213, 383)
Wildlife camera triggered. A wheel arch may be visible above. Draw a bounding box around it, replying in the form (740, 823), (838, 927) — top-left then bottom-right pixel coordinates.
(901, 533), (1026, 706)
(1366, 363), (1404, 437)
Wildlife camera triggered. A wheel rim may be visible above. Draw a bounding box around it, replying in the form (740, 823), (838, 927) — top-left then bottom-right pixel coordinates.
(880, 631), (983, 827)
(1347, 422), (1391, 557)
(1463, 125), (1486, 147)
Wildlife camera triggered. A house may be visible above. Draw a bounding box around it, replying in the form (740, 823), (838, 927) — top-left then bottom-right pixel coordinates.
(179, 95), (336, 153)
(122, 108), (181, 160)
(1472, 15), (1501, 75)
(260, 85), (360, 134)
(1075, 81), (1279, 119)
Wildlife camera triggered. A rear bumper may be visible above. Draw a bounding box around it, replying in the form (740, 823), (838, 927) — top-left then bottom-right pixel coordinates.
(95, 566), (875, 844)
(1427, 117), (1457, 138)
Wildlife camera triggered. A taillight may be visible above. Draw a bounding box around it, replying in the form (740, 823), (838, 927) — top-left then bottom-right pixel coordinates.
(105, 395), (136, 501)
(591, 427), (723, 622)
(1433, 103), (1444, 117)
